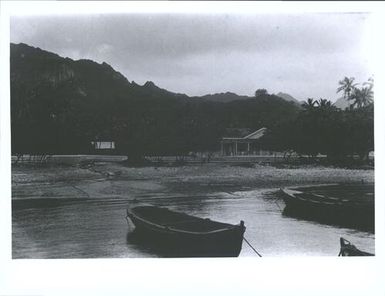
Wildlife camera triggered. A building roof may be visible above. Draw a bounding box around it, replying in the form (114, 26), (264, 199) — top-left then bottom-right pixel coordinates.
(243, 127), (267, 140)
(222, 127), (267, 141)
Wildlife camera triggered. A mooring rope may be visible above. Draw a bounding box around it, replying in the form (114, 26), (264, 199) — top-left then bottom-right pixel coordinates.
(243, 237), (262, 257)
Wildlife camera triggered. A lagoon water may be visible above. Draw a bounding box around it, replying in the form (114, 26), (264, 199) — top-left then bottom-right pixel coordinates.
(12, 186), (375, 258)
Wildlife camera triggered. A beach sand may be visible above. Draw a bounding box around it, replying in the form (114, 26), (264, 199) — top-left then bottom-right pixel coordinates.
(12, 160), (375, 200)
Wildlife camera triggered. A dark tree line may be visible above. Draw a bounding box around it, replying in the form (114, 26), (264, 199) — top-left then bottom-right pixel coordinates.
(263, 77), (374, 163)
(11, 77), (373, 164)
(11, 83), (300, 158)
(92, 94), (300, 159)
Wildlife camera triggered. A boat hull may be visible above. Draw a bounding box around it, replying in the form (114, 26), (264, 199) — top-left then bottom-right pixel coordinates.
(127, 206), (245, 257)
(339, 237), (374, 256)
(280, 187), (374, 232)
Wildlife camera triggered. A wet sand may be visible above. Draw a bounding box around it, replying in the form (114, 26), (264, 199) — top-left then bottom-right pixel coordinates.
(12, 159), (375, 258)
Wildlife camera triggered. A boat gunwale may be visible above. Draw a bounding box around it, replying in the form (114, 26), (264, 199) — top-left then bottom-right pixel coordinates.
(280, 188), (373, 208)
(282, 188), (343, 206)
(127, 206), (243, 235)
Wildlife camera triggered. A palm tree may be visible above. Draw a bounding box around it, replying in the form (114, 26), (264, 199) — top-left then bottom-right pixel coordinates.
(337, 77), (358, 99)
(318, 98), (334, 109)
(301, 98), (318, 110)
(348, 86), (373, 108)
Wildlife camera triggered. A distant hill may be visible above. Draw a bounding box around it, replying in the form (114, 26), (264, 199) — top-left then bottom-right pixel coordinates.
(10, 42), (301, 155)
(334, 96), (350, 110)
(196, 92), (252, 103)
(198, 91), (300, 104)
(275, 92), (300, 104)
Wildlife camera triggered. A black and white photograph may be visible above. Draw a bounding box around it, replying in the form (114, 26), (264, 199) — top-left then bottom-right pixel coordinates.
(1, 1), (385, 295)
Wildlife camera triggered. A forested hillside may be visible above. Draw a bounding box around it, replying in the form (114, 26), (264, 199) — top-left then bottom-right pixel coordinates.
(11, 43), (300, 157)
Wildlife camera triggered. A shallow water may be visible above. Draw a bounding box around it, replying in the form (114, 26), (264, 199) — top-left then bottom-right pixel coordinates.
(12, 187), (375, 258)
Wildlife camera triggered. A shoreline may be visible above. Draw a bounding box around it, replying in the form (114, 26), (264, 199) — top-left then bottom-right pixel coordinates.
(12, 159), (374, 201)
(11, 153), (374, 170)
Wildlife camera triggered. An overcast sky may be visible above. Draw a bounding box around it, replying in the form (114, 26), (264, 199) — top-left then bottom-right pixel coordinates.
(10, 13), (372, 101)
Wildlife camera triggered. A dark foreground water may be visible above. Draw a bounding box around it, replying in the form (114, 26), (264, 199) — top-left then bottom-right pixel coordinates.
(12, 188), (375, 258)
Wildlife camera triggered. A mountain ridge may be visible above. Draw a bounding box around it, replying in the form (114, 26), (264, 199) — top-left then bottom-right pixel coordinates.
(11, 43), (301, 104)
(10, 42), (301, 155)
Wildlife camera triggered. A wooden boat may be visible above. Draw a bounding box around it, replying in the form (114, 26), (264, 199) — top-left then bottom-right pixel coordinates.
(280, 187), (374, 232)
(338, 237), (374, 256)
(126, 205), (246, 257)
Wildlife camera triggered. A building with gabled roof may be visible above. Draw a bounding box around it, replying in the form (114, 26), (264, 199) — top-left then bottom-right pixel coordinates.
(220, 127), (269, 156)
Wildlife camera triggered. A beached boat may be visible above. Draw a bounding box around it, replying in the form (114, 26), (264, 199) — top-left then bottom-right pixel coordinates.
(338, 237), (374, 256)
(280, 186), (374, 231)
(126, 205), (246, 257)
(280, 187), (374, 215)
